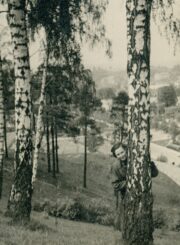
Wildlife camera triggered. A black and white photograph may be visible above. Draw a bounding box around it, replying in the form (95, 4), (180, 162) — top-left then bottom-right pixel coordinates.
(0, 0), (180, 244)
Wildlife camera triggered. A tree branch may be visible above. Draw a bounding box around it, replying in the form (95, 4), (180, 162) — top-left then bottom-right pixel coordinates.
(0, 11), (8, 14)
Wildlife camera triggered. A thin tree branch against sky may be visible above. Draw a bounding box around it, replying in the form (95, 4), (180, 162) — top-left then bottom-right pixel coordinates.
(0, 1), (180, 71)
(82, 0), (180, 71)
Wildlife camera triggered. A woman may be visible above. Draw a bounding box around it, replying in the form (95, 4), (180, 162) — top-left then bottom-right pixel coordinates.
(110, 142), (158, 230)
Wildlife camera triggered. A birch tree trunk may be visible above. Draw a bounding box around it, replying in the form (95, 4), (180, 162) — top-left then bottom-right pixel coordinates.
(122, 0), (153, 244)
(32, 51), (48, 183)
(7, 0), (33, 222)
(0, 53), (4, 199)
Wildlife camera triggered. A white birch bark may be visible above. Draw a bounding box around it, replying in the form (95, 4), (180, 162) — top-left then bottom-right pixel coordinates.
(32, 50), (48, 183)
(7, 0), (33, 221)
(122, 0), (153, 244)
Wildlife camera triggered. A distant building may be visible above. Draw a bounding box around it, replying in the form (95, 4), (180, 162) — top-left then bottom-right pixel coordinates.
(101, 99), (112, 111)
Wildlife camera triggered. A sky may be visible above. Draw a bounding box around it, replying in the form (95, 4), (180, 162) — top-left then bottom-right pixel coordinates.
(0, 0), (180, 71)
(82, 0), (180, 71)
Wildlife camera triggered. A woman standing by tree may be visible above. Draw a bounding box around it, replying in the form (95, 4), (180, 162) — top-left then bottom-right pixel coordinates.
(122, 0), (180, 243)
(110, 142), (158, 232)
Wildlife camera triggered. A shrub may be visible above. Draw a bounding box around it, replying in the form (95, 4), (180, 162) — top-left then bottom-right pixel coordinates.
(80, 198), (114, 226)
(153, 209), (167, 229)
(33, 199), (51, 212)
(48, 197), (82, 221)
(156, 154), (168, 163)
(61, 198), (82, 220)
(27, 220), (53, 232)
(97, 213), (114, 226)
(33, 197), (114, 226)
(168, 196), (180, 206)
(173, 220), (180, 232)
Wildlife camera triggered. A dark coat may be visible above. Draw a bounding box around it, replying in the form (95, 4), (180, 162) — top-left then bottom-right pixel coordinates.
(110, 159), (158, 198)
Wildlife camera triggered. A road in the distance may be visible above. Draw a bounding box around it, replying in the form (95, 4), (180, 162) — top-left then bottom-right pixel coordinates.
(7, 129), (180, 186)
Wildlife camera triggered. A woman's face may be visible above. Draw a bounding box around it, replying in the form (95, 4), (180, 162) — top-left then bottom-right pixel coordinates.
(115, 146), (127, 161)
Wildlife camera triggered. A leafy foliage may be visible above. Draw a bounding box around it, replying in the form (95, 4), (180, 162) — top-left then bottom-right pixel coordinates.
(32, 63), (80, 136)
(74, 69), (102, 134)
(2, 58), (15, 111)
(97, 87), (115, 99)
(75, 69), (100, 115)
(87, 123), (104, 152)
(28, 0), (111, 63)
(168, 121), (180, 143)
(33, 196), (114, 226)
(152, 0), (180, 53)
(110, 91), (129, 144)
(157, 85), (177, 107)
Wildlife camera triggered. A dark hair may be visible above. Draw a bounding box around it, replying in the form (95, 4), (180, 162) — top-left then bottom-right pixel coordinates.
(111, 142), (127, 158)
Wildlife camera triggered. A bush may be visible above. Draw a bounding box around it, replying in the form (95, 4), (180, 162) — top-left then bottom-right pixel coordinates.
(48, 197), (82, 221)
(61, 198), (82, 220)
(33, 197), (114, 226)
(156, 154), (168, 162)
(27, 220), (53, 232)
(173, 220), (180, 232)
(153, 209), (167, 229)
(33, 199), (51, 212)
(80, 198), (114, 226)
(168, 196), (180, 206)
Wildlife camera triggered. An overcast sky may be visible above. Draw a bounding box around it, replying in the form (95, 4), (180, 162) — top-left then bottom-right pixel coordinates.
(0, 0), (180, 71)
(82, 0), (180, 71)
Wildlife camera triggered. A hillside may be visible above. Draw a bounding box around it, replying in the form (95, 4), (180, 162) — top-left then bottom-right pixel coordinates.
(1, 151), (180, 244)
(92, 65), (180, 93)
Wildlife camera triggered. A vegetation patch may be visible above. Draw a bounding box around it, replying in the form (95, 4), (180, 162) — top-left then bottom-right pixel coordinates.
(27, 219), (54, 232)
(156, 155), (168, 162)
(33, 196), (114, 226)
(153, 209), (167, 229)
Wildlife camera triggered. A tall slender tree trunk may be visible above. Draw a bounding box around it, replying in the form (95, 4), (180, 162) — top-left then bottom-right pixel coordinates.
(32, 50), (49, 183)
(122, 1), (153, 244)
(55, 122), (59, 173)
(32, 112), (36, 134)
(46, 111), (51, 173)
(49, 95), (56, 178)
(51, 116), (56, 178)
(0, 53), (4, 199)
(7, 0), (33, 222)
(83, 118), (87, 188)
(4, 109), (8, 158)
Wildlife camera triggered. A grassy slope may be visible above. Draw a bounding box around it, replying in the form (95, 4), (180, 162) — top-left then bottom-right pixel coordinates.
(0, 211), (119, 245)
(1, 151), (180, 244)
